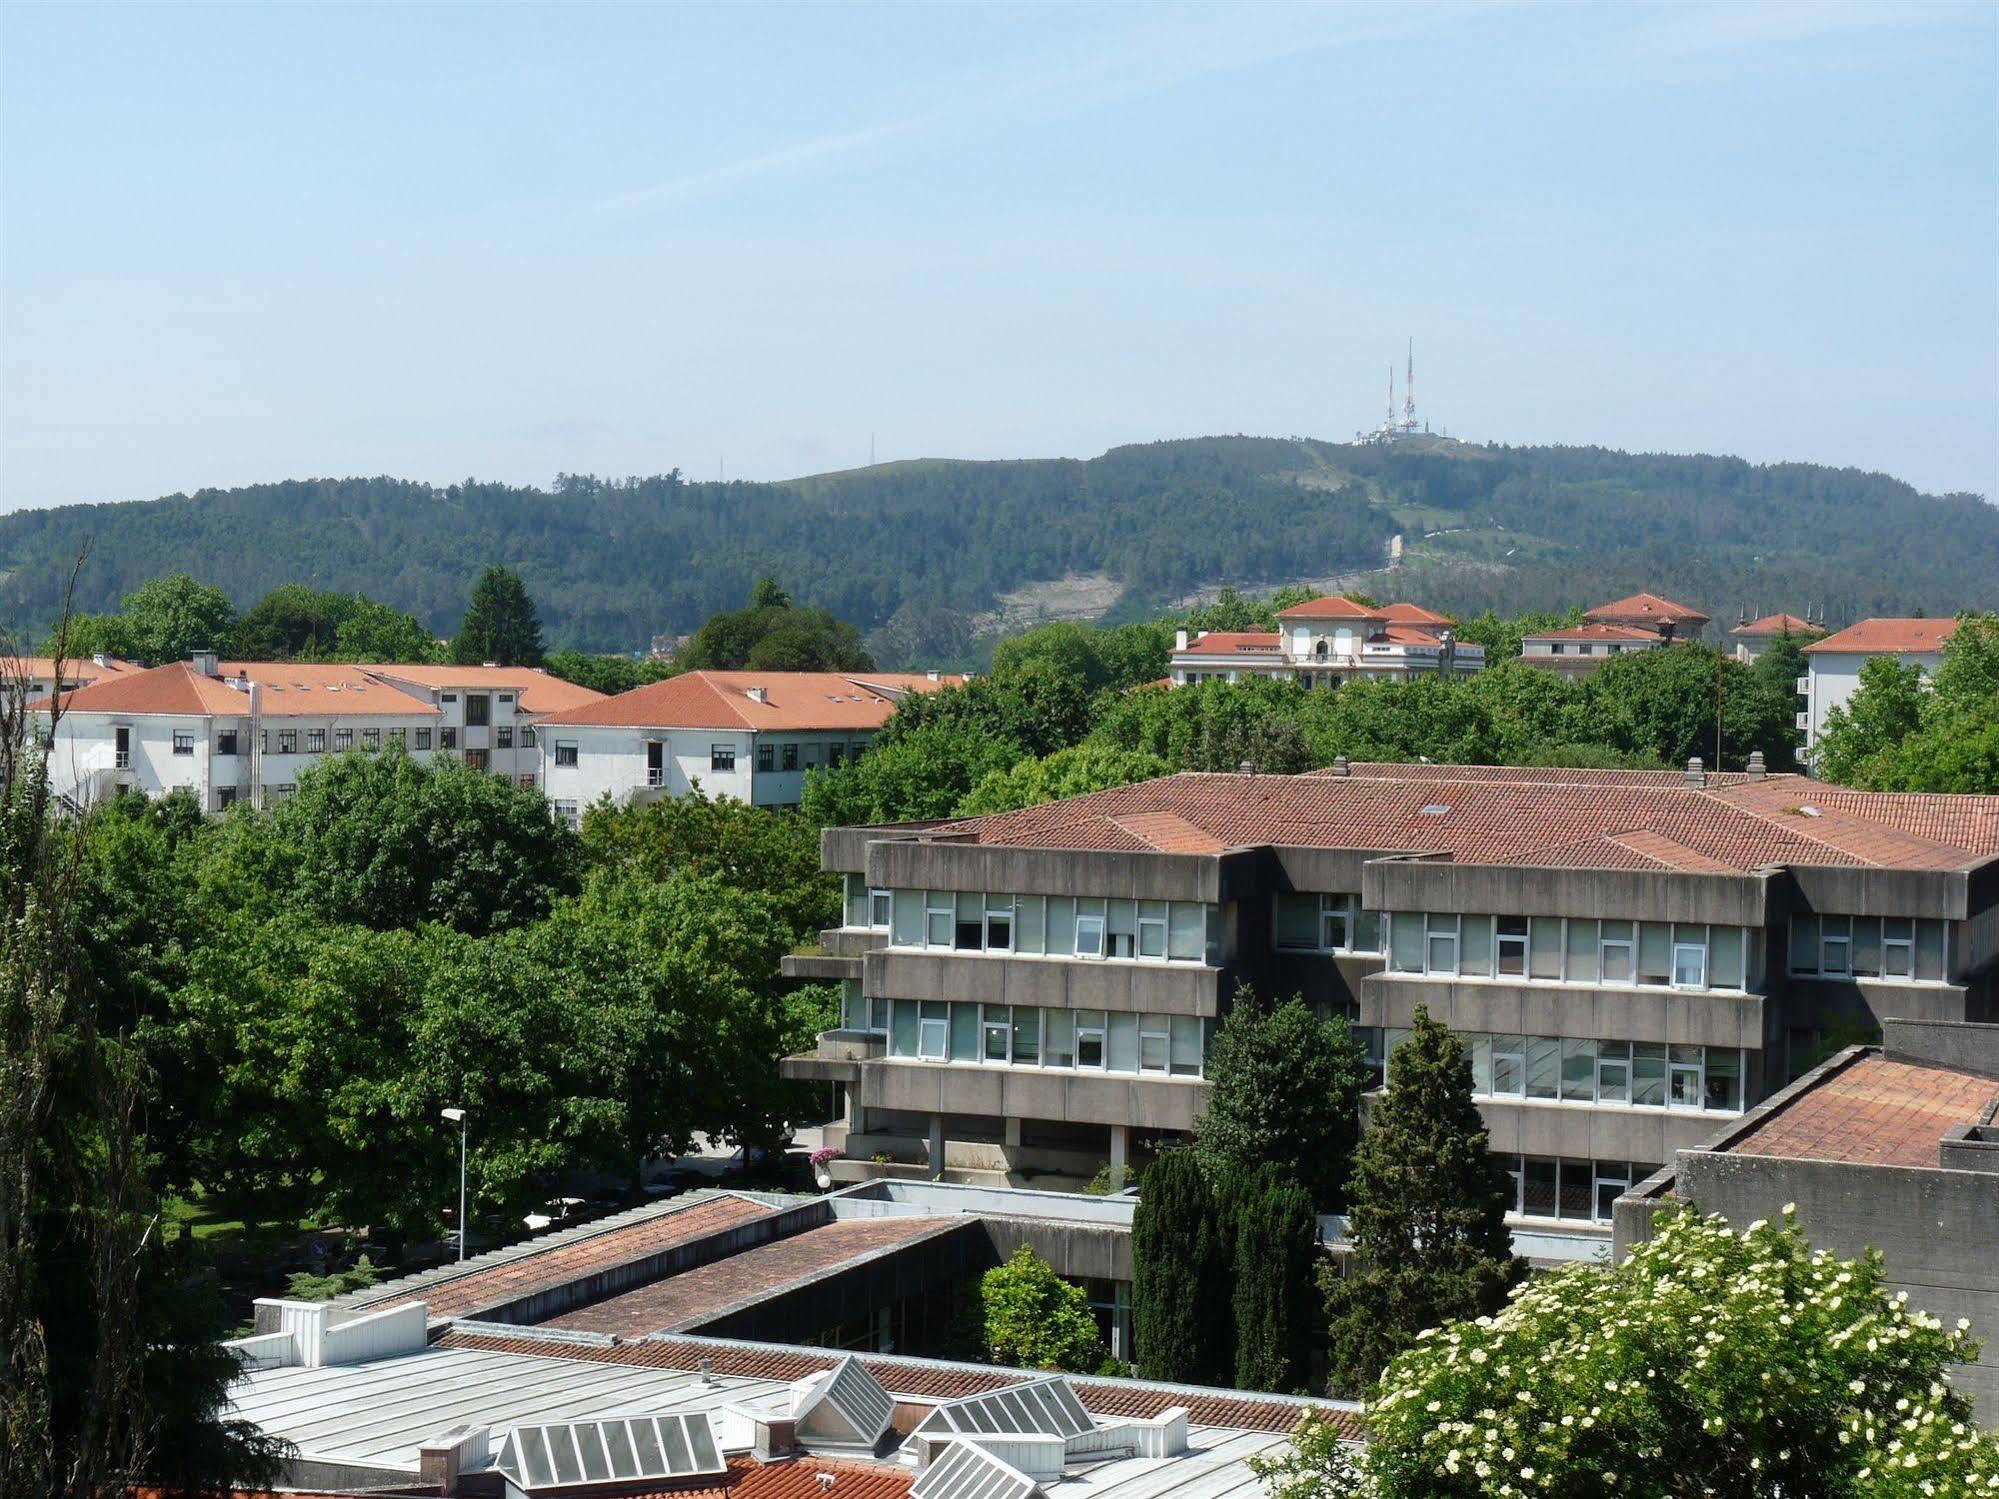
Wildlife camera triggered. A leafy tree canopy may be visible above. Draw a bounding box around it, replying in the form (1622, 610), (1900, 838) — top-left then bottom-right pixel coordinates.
(542, 649), (678, 696)
(677, 577), (871, 673)
(1815, 612), (1999, 792)
(957, 743), (1170, 816)
(451, 564), (546, 667)
(972, 1245), (1110, 1374)
(54, 571), (238, 666)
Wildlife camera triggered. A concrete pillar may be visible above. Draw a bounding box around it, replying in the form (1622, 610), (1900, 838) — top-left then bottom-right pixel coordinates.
(1109, 1125), (1129, 1178)
(928, 1114), (945, 1180)
(1004, 1116), (1023, 1149)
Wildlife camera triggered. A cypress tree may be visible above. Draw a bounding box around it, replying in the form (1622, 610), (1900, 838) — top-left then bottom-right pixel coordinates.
(1230, 1168), (1321, 1393)
(451, 565), (545, 666)
(1130, 1149), (1226, 1383)
(1324, 1005), (1524, 1395)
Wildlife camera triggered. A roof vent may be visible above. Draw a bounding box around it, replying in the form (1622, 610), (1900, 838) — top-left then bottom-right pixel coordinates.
(818, 1476), (835, 1494)
(927, 669), (940, 681)
(483, 660), (498, 668)
(746, 686), (769, 705)
(1238, 760), (1254, 775)
(190, 650), (219, 677)
(698, 1355), (716, 1386)
(1746, 749), (1767, 781)
(1330, 755), (1350, 777)
(1684, 757), (1707, 789)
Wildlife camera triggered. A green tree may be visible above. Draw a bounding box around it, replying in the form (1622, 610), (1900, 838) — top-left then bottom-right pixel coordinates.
(1230, 1168), (1321, 1393)
(233, 583), (354, 659)
(973, 1245), (1109, 1373)
(1129, 1150), (1228, 1384)
(881, 662), (1096, 759)
(333, 595), (439, 662)
(991, 621), (1115, 692)
(1323, 1008), (1521, 1395)
(956, 743), (1170, 816)
(1091, 677), (1315, 773)
(542, 649), (677, 696)
(1295, 1208), (1997, 1498)
(56, 572), (239, 667)
(677, 580), (872, 673)
(1583, 644), (1797, 771)
(1816, 614), (1999, 793)
(1193, 984), (1368, 1210)
(802, 722), (1022, 826)
(451, 564), (546, 666)
(1814, 655), (1926, 786)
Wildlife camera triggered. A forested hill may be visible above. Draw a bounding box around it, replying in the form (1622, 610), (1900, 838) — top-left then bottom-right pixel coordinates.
(1, 437), (1992, 664)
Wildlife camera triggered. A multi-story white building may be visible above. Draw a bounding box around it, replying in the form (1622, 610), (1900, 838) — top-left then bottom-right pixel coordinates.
(1166, 596), (1483, 687)
(1801, 617), (1960, 766)
(534, 669), (962, 826)
(37, 654), (605, 811)
(1729, 612), (1816, 665)
(2, 653), (136, 697)
(1519, 592), (1709, 677)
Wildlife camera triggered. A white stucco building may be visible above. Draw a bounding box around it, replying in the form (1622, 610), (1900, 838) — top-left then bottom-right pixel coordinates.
(1519, 592), (1710, 677)
(534, 669), (963, 825)
(37, 654), (605, 811)
(1729, 612), (1816, 665)
(1801, 617), (1960, 766)
(1166, 596), (1483, 687)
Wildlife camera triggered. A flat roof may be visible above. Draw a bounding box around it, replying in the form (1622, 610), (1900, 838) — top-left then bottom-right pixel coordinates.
(1724, 1055), (1998, 1169)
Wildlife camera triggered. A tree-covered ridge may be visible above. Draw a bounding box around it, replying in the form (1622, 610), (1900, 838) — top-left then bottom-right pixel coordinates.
(3, 436), (1988, 659)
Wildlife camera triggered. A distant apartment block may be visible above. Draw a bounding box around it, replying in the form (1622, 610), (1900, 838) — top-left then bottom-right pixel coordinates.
(36, 654), (604, 811)
(1166, 596), (1482, 687)
(1519, 592), (1710, 676)
(1801, 616), (1960, 767)
(534, 669), (963, 826)
(784, 761), (1999, 1249)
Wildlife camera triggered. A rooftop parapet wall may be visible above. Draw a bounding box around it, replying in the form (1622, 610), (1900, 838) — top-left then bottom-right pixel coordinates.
(1883, 1017), (1999, 1078)
(863, 841), (1262, 904)
(1363, 860), (1775, 927)
(1785, 866), (1975, 922)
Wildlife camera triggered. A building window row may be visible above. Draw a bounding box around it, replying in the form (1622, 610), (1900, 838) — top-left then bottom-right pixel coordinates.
(1386, 913), (1748, 992)
(251, 725), (437, 755)
(1496, 1155), (1658, 1225)
(886, 1000), (1211, 1077)
(1788, 915), (1947, 983)
(758, 740), (865, 773)
(872, 887), (1219, 964)
(1466, 1032), (1743, 1113)
(1275, 892), (1383, 954)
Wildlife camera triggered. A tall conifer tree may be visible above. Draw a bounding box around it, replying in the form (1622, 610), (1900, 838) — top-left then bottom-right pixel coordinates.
(451, 565), (545, 666)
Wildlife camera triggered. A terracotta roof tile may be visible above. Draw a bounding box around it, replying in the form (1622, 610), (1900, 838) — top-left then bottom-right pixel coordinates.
(2, 654), (135, 683)
(1173, 631), (1282, 656)
(537, 672), (962, 732)
(1377, 602), (1454, 626)
(1733, 613), (1816, 637)
(1274, 595), (1385, 622)
(1522, 624), (1664, 643)
(1727, 1056), (1998, 1168)
(359, 664), (606, 715)
(1803, 617), (1962, 655)
(1109, 810), (1230, 854)
(37, 660), (447, 719)
(1583, 592), (1710, 627)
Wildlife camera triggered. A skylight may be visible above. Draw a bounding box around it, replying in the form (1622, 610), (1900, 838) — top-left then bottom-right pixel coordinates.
(495, 1412), (725, 1493)
(792, 1354), (894, 1447)
(911, 1441), (1043, 1499)
(1419, 803), (1451, 816)
(912, 1376), (1092, 1440)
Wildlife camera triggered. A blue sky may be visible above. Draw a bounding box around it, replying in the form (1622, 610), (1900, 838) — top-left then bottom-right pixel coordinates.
(2, 0), (1993, 510)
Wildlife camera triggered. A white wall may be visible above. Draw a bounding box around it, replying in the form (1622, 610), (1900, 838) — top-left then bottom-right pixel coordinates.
(541, 726), (880, 821)
(46, 712), (215, 807)
(1805, 650), (1945, 760)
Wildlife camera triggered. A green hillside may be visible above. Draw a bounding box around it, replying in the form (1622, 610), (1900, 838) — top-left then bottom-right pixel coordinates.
(0, 437), (1991, 664)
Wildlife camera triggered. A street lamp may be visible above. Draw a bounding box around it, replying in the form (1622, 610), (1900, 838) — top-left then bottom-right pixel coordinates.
(440, 1107), (467, 1262)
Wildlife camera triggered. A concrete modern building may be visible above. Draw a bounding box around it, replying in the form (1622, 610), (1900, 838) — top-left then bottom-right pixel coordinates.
(1730, 612), (1817, 665)
(1801, 616), (1961, 767)
(534, 670), (962, 825)
(1519, 592), (1711, 676)
(1166, 596), (1483, 687)
(36, 654), (604, 810)
(784, 761), (1999, 1251)
(1615, 1016), (1999, 1420)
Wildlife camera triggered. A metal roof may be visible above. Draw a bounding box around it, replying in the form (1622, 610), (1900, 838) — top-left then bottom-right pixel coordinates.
(496, 1412), (725, 1491)
(912, 1377), (1093, 1440)
(912, 1442), (1041, 1499)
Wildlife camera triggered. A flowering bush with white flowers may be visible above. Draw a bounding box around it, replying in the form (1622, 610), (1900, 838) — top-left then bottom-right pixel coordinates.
(1256, 1205), (1998, 1497)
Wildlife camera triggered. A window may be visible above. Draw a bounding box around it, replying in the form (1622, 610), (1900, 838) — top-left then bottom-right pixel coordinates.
(1637, 922), (1672, 985)
(1530, 918), (1564, 979)
(710, 744), (737, 773)
(300, 728), (323, 752)
(465, 694), (490, 727)
(1276, 894), (1319, 950)
(258, 729), (268, 755)
(518, 774), (536, 789)
(555, 741), (578, 768)
(497, 726), (514, 749)
(1390, 912), (1424, 973)
(387, 726), (405, 746)
(1672, 942), (1706, 989)
(334, 727), (354, 751)
(892, 889), (924, 945)
(1882, 917), (1914, 978)
(926, 891), (955, 948)
(870, 888), (892, 930)
(520, 726), (536, 748)
(1704, 1048), (1743, 1111)
(1011, 1007), (1039, 1064)
(951, 1002), (979, 1061)
(1596, 1041), (1630, 1104)
(782, 743), (799, 772)
(276, 729), (298, 755)
(757, 743), (775, 772)
(1044, 1010), (1075, 1067)
(414, 728), (432, 750)
(1137, 901), (1168, 959)
(1668, 1045), (1704, 1108)
(1168, 903), (1204, 961)
(917, 1002), (949, 1061)
(215, 730), (240, 756)
(464, 748), (488, 771)
(439, 727), (458, 750)
(1710, 926), (1744, 988)
(1139, 1019), (1170, 1073)
(1075, 1011), (1107, 1069)
(172, 731), (195, 756)
(828, 742), (845, 767)
(360, 728), (380, 750)
(1459, 915), (1492, 976)
(1600, 921), (1635, 984)
(1425, 914), (1459, 975)
(214, 786), (239, 810)
(982, 1006), (1011, 1062)
(1107, 900), (1137, 958)
(1170, 1015), (1205, 1077)
(984, 895), (1013, 952)
(1632, 1043), (1667, 1107)
(1820, 915), (1852, 976)
(955, 892), (984, 951)
(1491, 1034), (1525, 1096)
(1017, 896), (1046, 954)
(1276, 893), (1365, 952)
(1046, 897), (1076, 957)
(554, 799), (580, 829)
(1526, 1035), (1560, 1099)
(440, 693), (457, 703)
(1075, 905), (1106, 960)
(1496, 916), (1528, 976)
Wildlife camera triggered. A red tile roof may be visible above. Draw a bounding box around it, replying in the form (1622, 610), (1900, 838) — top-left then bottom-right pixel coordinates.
(1523, 624), (1663, 643)
(1726, 1056), (1998, 1168)
(2, 654), (135, 683)
(1174, 631), (1282, 656)
(609, 1455), (913, 1499)
(1803, 617), (1961, 656)
(543, 1217), (962, 1335)
(432, 1329), (1360, 1437)
(37, 660), (443, 718)
(356, 1195), (772, 1319)
(537, 672), (962, 732)
(1273, 595), (1385, 622)
(926, 765), (1999, 873)
(1584, 593), (1710, 628)
(1732, 613), (1816, 638)
(360, 664), (607, 715)
(1377, 602), (1454, 627)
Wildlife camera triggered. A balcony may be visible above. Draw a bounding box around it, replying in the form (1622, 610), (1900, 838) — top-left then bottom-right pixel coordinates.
(1796, 711), (1810, 731)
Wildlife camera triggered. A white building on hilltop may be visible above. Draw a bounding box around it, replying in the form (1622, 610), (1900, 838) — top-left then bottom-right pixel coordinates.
(1167, 596), (1482, 687)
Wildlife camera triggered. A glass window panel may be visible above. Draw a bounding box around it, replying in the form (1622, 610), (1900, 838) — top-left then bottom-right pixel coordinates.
(1668, 1059), (1702, 1109)
(1012, 1008), (1039, 1064)
(1851, 917), (1882, 978)
(1322, 897), (1350, 951)
(1459, 916), (1493, 976)
(1601, 938), (1634, 985)
(1170, 1015), (1204, 1076)
(1565, 919), (1598, 982)
(1075, 913), (1105, 959)
(1915, 920), (1946, 981)
(890, 1001), (918, 1057)
(1703, 1048), (1742, 1111)
(893, 890), (924, 945)
(1354, 908), (1383, 954)
(1045, 1009), (1075, 1067)
(1426, 932), (1458, 975)
(1390, 912), (1425, 973)
(1526, 1036), (1560, 1099)
(1673, 944), (1707, 990)
(1597, 1047), (1630, 1104)
(926, 894), (955, 948)
(1561, 1038), (1596, 1101)
(982, 1005), (1012, 1062)
(950, 1004), (980, 1061)
(1075, 1011), (1106, 1069)
(1558, 1160), (1594, 1220)
(1470, 1034), (1493, 1094)
(845, 876), (869, 928)
(1637, 923), (1672, 984)
(1523, 1157), (1558, 1218)
(840, 981), (866, 1031)
(1492, 1035), (1525, 1096)
(1633, 1043), (1666, 1107)
(1107, 1012), (1139, 1072)
(1276, 893), (1319, 949)
(1137, 901), (1168, 959)
(1168, 903), (1204, 961)
(1710, 927), (1744, 989)
(918, 1017), (949, 1062)
(1139, 1024), (1169, 1073)
(1107, 900), (1138, 959)
(1495, 916), (1528, 977)
(1046, 897), (1077, 956)
(1206, 904), (1224, 963)
(1530, 919), (1565, 979)
(1017, 896), (1045, 955)
(956, 892), (984, 951)
(1790, 914), (1820, 973)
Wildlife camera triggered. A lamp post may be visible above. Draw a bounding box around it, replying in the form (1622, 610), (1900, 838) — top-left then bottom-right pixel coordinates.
(439, 1107), (467, 1261)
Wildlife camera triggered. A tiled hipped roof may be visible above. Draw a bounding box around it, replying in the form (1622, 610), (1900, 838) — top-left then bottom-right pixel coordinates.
(537, 671), (963, 732)
(1727, 1057), (1998, 1169)
(1803, 618), (1961, 656)
(928, 764), (1999, 874)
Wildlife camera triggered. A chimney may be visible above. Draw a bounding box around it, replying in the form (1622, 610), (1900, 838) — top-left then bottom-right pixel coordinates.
(1238, 760), (1253, 775)
(191, 650), (219, 677)
(927, 669), (940, 682)
(1330, 755), (1350, 777)
(1684, 757), (1707, 789)
(746, 686), (768, 705)
(1746, 750), (1767, 781)
(750, 1413), (797, 1462)
(698, 1356), (716, 1386)
(1174, 628), (1189, 650)
(418, 1425), (490, 1496)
